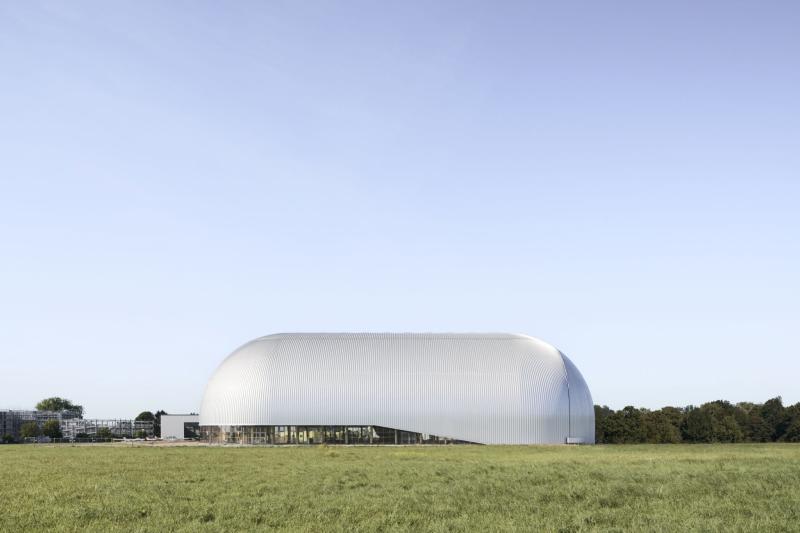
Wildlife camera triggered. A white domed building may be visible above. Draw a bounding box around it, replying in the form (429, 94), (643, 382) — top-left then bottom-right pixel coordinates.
(199, 333), (594, 445)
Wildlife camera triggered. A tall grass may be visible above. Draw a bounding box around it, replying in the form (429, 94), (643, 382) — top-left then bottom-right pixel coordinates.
(1, 444), (798, 531)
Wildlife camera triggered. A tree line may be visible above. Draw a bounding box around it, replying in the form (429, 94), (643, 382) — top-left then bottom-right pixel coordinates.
(594, 397), (800, 443)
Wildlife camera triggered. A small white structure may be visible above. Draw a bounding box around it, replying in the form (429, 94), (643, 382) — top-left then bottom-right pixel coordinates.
(160, 414), (199, 440)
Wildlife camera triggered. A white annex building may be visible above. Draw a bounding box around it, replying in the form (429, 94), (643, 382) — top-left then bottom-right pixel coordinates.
(199, 333), (594, 445)
(160, 414), (200, 440)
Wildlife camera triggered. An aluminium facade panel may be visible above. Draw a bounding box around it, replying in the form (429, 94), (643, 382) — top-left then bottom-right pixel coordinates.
(160, 414), (200, 439)
(199, 333), (594, 444)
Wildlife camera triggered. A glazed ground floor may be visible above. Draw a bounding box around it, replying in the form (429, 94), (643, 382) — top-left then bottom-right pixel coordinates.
(200, 425), (476, 445)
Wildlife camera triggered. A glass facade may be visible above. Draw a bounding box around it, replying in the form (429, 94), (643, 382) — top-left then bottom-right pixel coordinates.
(200, 425), (474, 445)
(183, 422), (200, 439)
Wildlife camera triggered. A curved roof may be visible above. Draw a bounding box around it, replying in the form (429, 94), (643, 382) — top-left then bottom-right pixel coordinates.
(199, 333), (594, 444)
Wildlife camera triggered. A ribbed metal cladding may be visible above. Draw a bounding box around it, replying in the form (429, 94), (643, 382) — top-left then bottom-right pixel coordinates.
(199, 333), (595, 444)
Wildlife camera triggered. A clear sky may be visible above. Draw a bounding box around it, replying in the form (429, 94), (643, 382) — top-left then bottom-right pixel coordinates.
(1, 2), (798, 418)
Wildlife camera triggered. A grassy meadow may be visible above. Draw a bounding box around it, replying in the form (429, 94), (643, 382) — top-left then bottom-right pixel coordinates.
(1, 443), (799, 532)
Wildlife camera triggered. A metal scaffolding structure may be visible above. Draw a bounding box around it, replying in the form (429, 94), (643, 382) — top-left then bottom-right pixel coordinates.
(60, 419), (154, 440)
(0, 409), (81, 440)
(0, 410), (153, 441)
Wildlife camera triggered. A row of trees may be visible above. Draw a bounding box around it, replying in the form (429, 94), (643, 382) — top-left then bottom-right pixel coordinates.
(595, 397), (800, 443)
(19, 419), (64, 439)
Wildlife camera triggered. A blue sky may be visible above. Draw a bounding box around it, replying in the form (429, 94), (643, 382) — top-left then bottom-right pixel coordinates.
(1, 2), (798, 418)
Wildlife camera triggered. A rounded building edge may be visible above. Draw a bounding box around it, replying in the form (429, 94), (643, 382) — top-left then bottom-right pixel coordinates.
(560, 351), (595, 444)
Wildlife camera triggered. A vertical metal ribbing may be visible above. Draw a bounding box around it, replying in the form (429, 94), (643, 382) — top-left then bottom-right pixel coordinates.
(557, 351), (572, 441)
(560, 353), (595, 443)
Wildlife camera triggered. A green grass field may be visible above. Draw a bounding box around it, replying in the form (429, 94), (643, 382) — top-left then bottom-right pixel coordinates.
(1, 443), (799, 532)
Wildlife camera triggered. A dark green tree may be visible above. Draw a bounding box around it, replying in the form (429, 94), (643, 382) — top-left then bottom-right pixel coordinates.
(781, 403), (800, 442)
(743, 411), (772, 442)
(682, 406), (713, 442)
(135, 411), (155, 422)
(594, 405), (613, 443)
(604, 406), (647, 443)
(715, 415), (744, 443)
(707, 401), (744, 442)
(760, 397), (790, 441)
(643, 408), (682, 443)
(681, 401), (744, 443)
(20, 421), (41, 438)
(95, 427), (113, 440)
(42, 420), (62, 439)
(2, 434), (14, 444)
(783, 418), (800, 442)
(36, 397), (84, 418)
